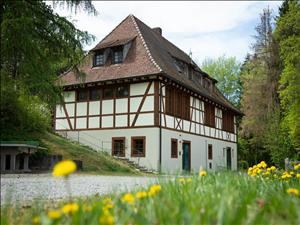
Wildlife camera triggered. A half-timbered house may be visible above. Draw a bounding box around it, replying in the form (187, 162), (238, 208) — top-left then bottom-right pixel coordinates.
(55, 15), (242, 173)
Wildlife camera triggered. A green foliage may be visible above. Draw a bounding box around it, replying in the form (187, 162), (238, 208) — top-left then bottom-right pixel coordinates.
(274, 0), (300, 150)
(0, 81), (51, 140)
(0, 0), (97, 138)
(1, 172), (300, 225)
(201, 55), (241, 107)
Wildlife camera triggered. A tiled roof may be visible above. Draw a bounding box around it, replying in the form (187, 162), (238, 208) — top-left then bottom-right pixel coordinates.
(58, 15), (241, 114)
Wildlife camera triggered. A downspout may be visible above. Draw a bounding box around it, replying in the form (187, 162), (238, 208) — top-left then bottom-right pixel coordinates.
(159, 82), (162, 173)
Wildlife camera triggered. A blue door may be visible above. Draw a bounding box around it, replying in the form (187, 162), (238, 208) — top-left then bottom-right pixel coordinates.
(182, 141), (191, 172)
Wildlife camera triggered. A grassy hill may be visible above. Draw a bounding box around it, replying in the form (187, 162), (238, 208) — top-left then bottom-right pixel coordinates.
(35, 132), (139, 175)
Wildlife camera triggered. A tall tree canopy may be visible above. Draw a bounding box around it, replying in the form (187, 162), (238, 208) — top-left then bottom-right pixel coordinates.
(1, 0), (96, 104)
(201, 55), (241, 107)
(0, 0), (97, 138)
(274, 0), (300, 150)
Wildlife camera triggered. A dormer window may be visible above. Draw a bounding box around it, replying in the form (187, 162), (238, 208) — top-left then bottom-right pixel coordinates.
(93, 51), (104, 67)
(112, 46), (123, 64)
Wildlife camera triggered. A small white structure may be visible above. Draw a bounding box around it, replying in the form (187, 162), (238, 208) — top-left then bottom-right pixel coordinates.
(55, 15), (242, 173)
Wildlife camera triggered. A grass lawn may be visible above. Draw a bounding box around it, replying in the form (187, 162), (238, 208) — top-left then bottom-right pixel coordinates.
(34, 132), (139, 175)
(1, 168), (299, 225)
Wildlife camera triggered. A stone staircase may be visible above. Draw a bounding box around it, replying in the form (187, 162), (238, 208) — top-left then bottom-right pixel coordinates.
(114, 157), (157, 174)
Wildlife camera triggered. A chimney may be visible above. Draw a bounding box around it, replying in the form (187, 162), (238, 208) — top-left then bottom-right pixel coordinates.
(152, 27), (162, 36)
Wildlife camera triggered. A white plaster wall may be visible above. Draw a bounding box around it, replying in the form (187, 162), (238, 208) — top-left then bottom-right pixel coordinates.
(76, 118), (87, 129)
(56, 105), (66, 118)
(115, 115), (127, 127)
(161, 128), (237, 173)
(66, 103), (75, 117)
(58, 127), (160, 171)
(102, 116), (113, 127)
(141, 96), (154, 112)
(130, 97), (142, 112)
(55, 119), (68, 130)
(130, 82), (154, 96)
(89, 117), (100, 128)
(102, 100), (113, 114)
(89, 101), (100, 115)
(77, 102), (87, 116)
(115, 99), (128, 113)
(63, 91), (75, 102)
(135, 113), (154, 126)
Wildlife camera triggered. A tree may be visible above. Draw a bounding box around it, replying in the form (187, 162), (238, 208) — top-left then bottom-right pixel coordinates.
(274, 0), (300, 151)
(0, 0), (97, 138)
(201, 55), (242, 107)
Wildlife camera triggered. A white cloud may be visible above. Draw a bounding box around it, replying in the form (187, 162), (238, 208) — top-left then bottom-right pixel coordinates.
(48, 1), (282, 63)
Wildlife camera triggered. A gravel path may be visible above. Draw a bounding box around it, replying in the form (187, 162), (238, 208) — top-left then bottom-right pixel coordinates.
(0, 173), (158, 206)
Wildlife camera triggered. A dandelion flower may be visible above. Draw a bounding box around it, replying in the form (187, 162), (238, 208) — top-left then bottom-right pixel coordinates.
(99, 209), (114, 225)
(52, 160), (77, 177)
(121, 193), (135, 204)
(296, 173), (300, 179)
(294, 164), (300, 170)
(32, 216), (40, 224)
(47, 210), (62, 220)
(199, 170), (207, 177)
(286, 188), (299, 196)
(62, 203), (79, 214)
(136, 191), (148, 199)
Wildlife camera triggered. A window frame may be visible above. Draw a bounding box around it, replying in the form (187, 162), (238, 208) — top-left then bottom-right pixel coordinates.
(116, 85), (129, 98)
(89, 88), (102, 101)
(208, 144), (213, 160)
(76, 89), (89, 102)
(171, 138), (178, 158)
(112, 46), (123, 64)
(112, 137), (125, 157)
(204, 102), (215, 127)
(102, 87), (115, 100)
(131, 136), (146, 157)
(93, 51), (105, 67)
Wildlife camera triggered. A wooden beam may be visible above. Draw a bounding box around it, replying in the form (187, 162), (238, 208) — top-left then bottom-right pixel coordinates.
(60, 97), (73, 130)
(131, 81), (153, 127)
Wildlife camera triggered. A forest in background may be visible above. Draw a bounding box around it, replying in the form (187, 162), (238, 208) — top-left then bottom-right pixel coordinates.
(202, 0), (299, 167)
(1, 0), (299, 167)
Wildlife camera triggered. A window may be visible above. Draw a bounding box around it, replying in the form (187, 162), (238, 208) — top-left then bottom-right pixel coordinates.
(204, 102), (215, 127)
(77, 89), (88, 102)
(222, 110), (234, 133)
(112, 46), (123, 64)
(171, 139), (178, 158)
(94, 51), (104, 66)
(112, 137), (125, 157)
(103, 87), (114, 99)
(116, 85), (129, 98)
(131, 136), (145, 157)
(208, 144), (213, 160)
(165, 86), (190, 120)
(89, 88), (101, 101)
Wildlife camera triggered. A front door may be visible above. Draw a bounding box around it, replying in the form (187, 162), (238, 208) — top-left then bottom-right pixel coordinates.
(226, 147), (232, 170)
(182, 141), (191, 172)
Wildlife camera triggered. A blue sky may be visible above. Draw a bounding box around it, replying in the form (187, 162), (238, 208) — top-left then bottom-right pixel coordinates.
(50, 1), (282, 64)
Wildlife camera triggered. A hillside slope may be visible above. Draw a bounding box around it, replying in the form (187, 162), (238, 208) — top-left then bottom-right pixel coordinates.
(37, 132), (139, 175)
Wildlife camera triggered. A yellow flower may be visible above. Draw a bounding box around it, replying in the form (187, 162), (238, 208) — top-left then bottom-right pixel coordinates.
(52, 160), (77, 177)
(62, 203), (79, 214)
(259, 161), (267, 168)
(47, 210), (62, 220)
(136, 191), (148, 199)
(263, 171), (270, 176)
(178, 178), (186, 183)
(296, 173), (300, 179)
(32, 216), (40, 224)
(83, 203), (92, 212)
(186, 178), (192, 183)
(99, 209), (114, 225)
(286, 188), (299, 196)
(270, 166), (276, 171)
(121, 193), (135, 204)
(199, 170), (207, 177)
(294, 164), (300, 170)
(148, 184), (162, 196)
